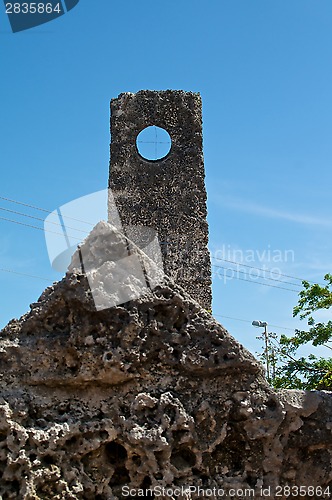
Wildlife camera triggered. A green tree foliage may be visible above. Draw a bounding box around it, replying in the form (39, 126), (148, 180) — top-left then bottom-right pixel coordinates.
(267, 274), (332, 390)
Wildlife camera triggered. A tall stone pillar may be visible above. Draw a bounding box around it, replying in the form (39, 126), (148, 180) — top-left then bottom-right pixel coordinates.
(109, 90), (212, 310)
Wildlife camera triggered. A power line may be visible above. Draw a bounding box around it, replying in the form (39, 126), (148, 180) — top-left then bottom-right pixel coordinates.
(1, 196), (325, 287)
(212, 269), (299, 292)
(0, 197), (328, 288)
(213, 314), (296, 332)
(0, 216), (82, 241)
(0, 265), (299, 332)
(0, 195), (95, 226)
(0, 268), (53, 282)
(212, 256), (325, 286)
(0, 196), (326, 293)
(0, 195), (50, 214)
(211, 270), (299, 292)
(211, 263), (302, 288)
(0, 206), (90, 235)
(0, 265), (299, 333)
(0, 265), (299, 293)
(0, 254), (299, 294)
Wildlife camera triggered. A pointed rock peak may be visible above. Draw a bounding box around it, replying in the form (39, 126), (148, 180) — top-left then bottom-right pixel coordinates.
(68, 220), (165, 311)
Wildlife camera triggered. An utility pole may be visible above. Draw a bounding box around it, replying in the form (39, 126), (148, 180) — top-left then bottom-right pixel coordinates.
(252, 320), (270, 382)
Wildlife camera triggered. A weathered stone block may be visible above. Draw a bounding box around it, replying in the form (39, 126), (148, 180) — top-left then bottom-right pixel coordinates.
(109, 90), (212, 310)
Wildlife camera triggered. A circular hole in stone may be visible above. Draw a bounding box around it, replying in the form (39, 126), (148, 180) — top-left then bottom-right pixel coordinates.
(136, 125), (172, 161)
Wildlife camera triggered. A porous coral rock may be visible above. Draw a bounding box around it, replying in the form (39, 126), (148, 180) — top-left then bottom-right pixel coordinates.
(0, 223), (331, 499)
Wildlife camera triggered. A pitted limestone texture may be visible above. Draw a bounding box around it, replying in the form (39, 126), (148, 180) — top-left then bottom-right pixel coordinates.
(0, 223), (332, 498)
(109, 90), (212, 310)
(1, 91), (331, 499)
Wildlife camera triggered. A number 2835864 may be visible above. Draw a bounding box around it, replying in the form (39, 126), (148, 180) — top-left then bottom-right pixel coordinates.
(5, 3), (62, 14)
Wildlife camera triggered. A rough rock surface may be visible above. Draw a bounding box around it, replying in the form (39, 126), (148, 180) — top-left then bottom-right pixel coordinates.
(109, 90), (212, 310)
(0, 224), (332, 499)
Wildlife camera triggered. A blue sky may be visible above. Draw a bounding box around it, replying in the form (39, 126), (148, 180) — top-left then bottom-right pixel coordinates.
(1, 0), (331, 359)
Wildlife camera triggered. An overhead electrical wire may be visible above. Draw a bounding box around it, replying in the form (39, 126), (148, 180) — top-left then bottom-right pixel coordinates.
(0, 263), (302, 293)
(211, 263), (302, 288)
(213, 314), (296, 332)
(212, 256), (325, 286)
(0, 223), (307, 292)
(0, 195), (326, 292)
(0, 195), (51, 213)
(0, 195), (95, 226)
(0, 206), (90, 235)
(0, 215), (82, 241)
(0, 266), (298, 333)
(211, 270), (299, 292)
(0, 268), (53, 282)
